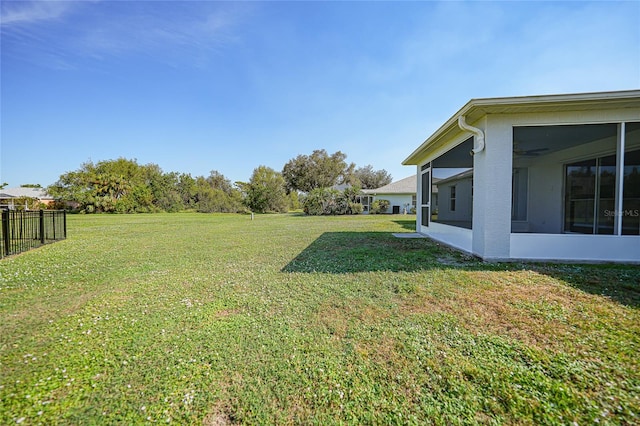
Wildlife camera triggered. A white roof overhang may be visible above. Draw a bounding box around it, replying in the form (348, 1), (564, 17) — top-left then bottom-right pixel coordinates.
(402, 90), (640, 166)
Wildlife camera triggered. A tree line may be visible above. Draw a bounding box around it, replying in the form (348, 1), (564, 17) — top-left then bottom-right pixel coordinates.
(46, 150), (392, 214)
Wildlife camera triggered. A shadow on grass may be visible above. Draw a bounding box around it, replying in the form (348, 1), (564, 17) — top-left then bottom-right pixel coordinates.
(282, 231), (640, 308)
(393, 219), (416, 231)
(281, 232), (452, 274)
(533, 265), (640, 309)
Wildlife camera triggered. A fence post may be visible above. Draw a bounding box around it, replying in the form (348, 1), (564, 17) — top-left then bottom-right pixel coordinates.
(2, 210), (9, 257)
(40, 210), (45, 244)
(63, 210), (67, 238)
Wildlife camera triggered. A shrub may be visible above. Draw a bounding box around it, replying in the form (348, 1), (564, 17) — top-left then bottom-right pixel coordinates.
(348, 202), (364, 215)
(371, 199), (390, 214)
(196, 188), (243, 213)
(303, 188), (366, 215)
(304, 188), (340, 215)
(333, 193), (349, 215)
(288, 191), (301, 211)
(245, 166), (289, 213)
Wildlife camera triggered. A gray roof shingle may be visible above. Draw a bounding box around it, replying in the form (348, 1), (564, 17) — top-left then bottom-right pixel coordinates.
(363, 175), (416, 194)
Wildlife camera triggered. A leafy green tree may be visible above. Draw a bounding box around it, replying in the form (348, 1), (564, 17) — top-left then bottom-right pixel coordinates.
(342, 185), (364, 215)
(48, 158), (183, 213)
(282, 149), (353, 193)
(194, 174), (243, 213)
(47, 161), (100, 212)
(143, 167), (183, 212)
(303, 188), (364, 215)
(206, 170), (234, 194)
(353, 165), (392, 189)
(92, 158), (149, 213)
(287, 191), (301, 211)
(195, 187), (227, 213)
(176, 173), (198, 209)
(303, 188), (341, 215)
(342, 185), (362, 204)
(245, 166), (288, 213)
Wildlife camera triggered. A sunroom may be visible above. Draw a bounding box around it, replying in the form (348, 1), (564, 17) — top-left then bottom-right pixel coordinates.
(403, 90), (640, 262)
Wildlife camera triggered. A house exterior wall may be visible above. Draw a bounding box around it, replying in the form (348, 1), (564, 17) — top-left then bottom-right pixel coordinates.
(372, 194), (413, 213)
(414, 104), (640, 263)
(510, 234), (639, 262)
(427, 222), (473, 253)
(472, 115), (512, 259)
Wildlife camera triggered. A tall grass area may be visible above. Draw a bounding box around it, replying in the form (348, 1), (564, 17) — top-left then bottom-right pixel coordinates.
(1, 213), (638, 424)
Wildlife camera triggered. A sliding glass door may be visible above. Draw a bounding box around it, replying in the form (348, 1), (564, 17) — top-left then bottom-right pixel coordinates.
(564, 155), (616, 234)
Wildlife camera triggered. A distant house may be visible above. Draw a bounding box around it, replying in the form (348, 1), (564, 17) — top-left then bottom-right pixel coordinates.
(361, 175), (440, 214)
(403, 90), (640, 263)
(0, 187), (55, 209)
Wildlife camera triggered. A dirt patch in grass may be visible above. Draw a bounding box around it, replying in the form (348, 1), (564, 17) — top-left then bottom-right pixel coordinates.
(203, 406), (234, 426)
(399, 269), (620, 352)
(315, 297), (391, 339)
(212, 309), (240, 319)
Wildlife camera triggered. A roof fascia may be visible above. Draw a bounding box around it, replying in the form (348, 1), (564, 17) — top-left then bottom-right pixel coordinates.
(402, 89), (640, 166)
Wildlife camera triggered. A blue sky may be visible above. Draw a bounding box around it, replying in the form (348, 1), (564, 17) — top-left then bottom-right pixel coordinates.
(1, 0), (639, 188)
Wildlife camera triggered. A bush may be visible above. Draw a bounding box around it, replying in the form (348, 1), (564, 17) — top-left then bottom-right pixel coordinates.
(303, 188), (366, 215)
(371, 199), (390, 214)
(245, 166), (289, 213)
(348, 202), (364, 215)
(196, 188), (243, 213)
(287, 192), (301, 211)
(304, 188), (340, 215)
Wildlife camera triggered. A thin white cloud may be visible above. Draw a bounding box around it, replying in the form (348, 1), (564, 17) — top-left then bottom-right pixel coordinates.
(0, 0), (74, 26)
(2, 1), (252, 70)
(72, 2), (249, 61)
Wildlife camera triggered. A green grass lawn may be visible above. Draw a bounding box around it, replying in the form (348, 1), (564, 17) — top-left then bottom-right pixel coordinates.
(1, 213), (639, 425)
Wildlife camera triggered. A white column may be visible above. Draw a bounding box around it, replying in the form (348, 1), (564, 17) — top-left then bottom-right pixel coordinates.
(472, 115), (512, 260)
(415, 166), (422, 232)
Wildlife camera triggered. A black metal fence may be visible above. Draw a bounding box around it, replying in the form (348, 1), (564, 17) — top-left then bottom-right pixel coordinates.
(1, 210), (67, 258)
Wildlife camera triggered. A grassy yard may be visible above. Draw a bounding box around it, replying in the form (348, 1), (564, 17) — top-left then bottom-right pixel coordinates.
(0, 213), (638, 425)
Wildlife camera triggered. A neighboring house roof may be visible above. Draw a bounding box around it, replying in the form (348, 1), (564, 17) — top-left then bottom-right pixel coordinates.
(0, 187), (54, 200)
(363, 175), (416, 194)
(402, 89), (640, 165)
(363, 175), (441, 195)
